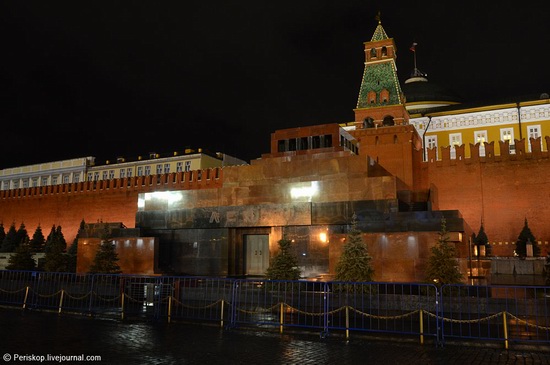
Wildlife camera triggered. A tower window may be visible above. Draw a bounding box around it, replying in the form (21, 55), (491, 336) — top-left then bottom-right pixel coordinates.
(363, 117), (375, 128)
(370, 48), (377, 58)
(382, 116), (395, 126)
(381, 46), (387, 56)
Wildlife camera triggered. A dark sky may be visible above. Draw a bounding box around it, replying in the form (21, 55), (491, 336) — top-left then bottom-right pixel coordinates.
(0, 1), (548, 168)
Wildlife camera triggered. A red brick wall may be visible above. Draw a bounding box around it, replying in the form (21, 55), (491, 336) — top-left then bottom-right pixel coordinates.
(0, 170), (223, 244)
(422, 141), (550, 256)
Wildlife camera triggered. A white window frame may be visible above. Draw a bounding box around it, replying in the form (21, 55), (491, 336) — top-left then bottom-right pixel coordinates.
(527, 124), (542, 152)
(474, 130), (488, 157)
(449, 133), (462, 160)
(425, 135), (438, 161)
(500, 128), (515, 154)
(184, 161), (191, 172)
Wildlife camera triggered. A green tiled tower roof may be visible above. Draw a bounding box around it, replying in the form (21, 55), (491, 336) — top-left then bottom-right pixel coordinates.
(371, 23), (389, 42)
(356, 22), (405, 109)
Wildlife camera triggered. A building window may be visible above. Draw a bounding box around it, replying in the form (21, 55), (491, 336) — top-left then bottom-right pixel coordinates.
(3, 181), (10, 190)
(288, 138), (297, 151)
(370, 48), (377, 58)
(363, 117), (375, 128)
(156, 164), (163, 175)
(52, 176), (58, 185)
(449, 133), (462, 160)
(32, 178), (39, 187)
(426, 136), (438, 161)
(382, 115), (395, 126)
(527, 125), (542, 152)
(109, 170), (115, 179)
(164, 163), (170, 174)
(13, 180), (19, 189)
(73, 173), (80, 183)
(185, 161), (191, 172)
(137, 166), (143, 177)
(127, 168), (133, 178)
(22, 179), (29, 188)
(500, 128), (515, 154)
(474, 130), (487, 157)
(176, 162), (183, 172)
(120, 169), (125, 178)
(102, 171), (108, 180)
(87, 173), (92, 182)
(298, 137), (308, 150)
(63, 175), (70, 184)
(93, 172), (99, 181)
(145, 166), (151, 176)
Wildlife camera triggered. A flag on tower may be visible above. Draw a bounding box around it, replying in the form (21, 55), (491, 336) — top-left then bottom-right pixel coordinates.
(410, 42), (418, 52)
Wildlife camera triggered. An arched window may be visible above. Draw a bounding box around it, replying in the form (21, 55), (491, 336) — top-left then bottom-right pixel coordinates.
(363, 117), (375, 128)
(381, 46), (387, 56)
(370, 48), (377, 58)
(368, 91), (377, 104)
(382, 116), (395, 126)
(380, 89), (389, 104)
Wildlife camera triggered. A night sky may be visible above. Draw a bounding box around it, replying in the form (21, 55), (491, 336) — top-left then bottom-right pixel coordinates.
(0, 1), (548, 168)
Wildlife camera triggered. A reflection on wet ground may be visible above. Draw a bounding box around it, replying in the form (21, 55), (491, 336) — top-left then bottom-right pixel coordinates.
(2, 307), (550, 365)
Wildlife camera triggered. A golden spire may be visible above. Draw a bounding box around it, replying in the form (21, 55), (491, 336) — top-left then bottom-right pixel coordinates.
(375, 11), (381, 24)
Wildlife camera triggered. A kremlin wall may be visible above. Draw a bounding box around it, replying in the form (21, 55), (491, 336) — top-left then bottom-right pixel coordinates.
(1, 19), (549, 282)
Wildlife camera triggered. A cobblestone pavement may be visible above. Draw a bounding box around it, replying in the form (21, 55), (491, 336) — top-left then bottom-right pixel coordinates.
(2, 308), (550, 364)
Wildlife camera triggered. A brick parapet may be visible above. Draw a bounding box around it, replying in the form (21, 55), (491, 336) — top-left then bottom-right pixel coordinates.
(425, 136), (550, 166)
(0, 167), (224, 200)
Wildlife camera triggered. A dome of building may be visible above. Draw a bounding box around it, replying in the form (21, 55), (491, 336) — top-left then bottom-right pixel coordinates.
(402, 69), (462, 115)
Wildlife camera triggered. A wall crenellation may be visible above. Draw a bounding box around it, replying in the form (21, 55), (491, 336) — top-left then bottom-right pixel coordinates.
(0, 167), (224, 201)
(425, 136), (550, 165)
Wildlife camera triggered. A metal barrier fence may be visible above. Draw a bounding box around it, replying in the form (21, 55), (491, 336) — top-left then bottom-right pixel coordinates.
(1, 270), (549, 349)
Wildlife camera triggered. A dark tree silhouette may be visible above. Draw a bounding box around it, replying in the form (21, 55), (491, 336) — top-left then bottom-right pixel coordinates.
(89, 223), (121, 274)
(6, 243), (36, 271)
(29, 225), (46, 253)
(515, 218), (540, 258)
(43, 225), (69, 272)
(0, 223), (19, 252)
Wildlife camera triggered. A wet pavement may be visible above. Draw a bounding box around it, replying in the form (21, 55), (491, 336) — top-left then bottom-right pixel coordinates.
(1, 307), (550, 364)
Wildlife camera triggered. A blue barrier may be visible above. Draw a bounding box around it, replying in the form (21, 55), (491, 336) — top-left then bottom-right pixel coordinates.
(1, 270), (549, 348)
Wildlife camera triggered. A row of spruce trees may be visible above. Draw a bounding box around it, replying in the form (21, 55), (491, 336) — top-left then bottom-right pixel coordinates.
(265, 216), (543, 287)
(1, 215), (542, 282)
(1, 220), (121, 274)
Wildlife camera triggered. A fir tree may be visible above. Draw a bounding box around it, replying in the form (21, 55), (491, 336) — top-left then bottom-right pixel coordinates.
(474, 222), (491, 257)
(43, 225), (69, 272)
(0, 223), (6, 246)
(425, 217), (463, 286)
(29, 225), (46, 253)
(6, 242), (36, 271)
(335, 215), (374, 283)
(515, 218), (540, 258)
(265, 236), (301, 280)
(0, 223), (19, 252)
(66, 219), (85, 273)
(15, 223), (29, 250)
(89, 224), (121, 274)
